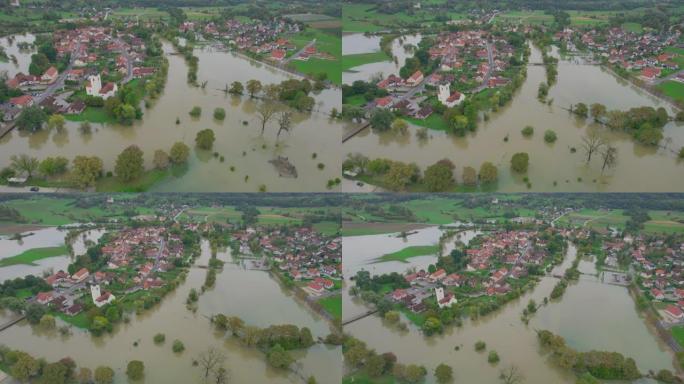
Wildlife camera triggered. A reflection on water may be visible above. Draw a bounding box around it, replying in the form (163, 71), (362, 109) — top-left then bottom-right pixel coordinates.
(344, 43), (684, 192)
(0, 38), (342, 192)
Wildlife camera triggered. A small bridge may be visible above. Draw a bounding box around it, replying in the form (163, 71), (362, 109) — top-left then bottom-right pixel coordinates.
(342, 122), (370, 143)
(0, 315), (26, 332)
(341, 309), (378, 326)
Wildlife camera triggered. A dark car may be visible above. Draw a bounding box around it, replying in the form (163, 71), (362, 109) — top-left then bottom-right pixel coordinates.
(29, 187), (40, 192)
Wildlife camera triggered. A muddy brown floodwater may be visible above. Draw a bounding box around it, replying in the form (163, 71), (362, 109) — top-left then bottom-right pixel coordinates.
(343, 232), (674, 384)
(343, 41), (684, 192)
(0, 38), (343, 192)
(0, 235), (341, 384)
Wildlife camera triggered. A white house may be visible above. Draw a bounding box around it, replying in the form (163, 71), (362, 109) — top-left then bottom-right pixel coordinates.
(85, 74), (118, 100)
(438, 84), (465, 108)
(435, 287), (457, 308)
(90, 284), (115, 308)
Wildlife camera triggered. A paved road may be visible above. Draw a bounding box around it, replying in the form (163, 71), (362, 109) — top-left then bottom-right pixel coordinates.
(473, 41), (494, 93)
(153, 238), (166, 272)
(33, 43), (80, 105)
(118, 39), (134, 84)
(654, 68), (684, 85)
(283, 39), (316, 65)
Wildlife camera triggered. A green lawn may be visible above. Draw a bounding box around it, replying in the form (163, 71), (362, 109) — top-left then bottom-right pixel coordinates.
(344, 94), (368, 106)
(312, 221), (340, 236)
(2, 197), (129, 225)
(292, 58), (341, 85)
(672, 326), (684, 348)
(374, 245), (439, 263)
(288, 27), (341, 85)
(657, 80), (684, 103)
(406, 114), (449, 132)
(64, 107), (115, 124)
(318, 294), (342, 322)
(342, 51), (390, 72)
(0, 246), (68, 267)
(55, 311), (89, 329)
(623, 22), (643, 33)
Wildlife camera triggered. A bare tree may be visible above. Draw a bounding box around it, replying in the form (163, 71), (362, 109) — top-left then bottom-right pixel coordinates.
(499, 365), (524, 384)
(581, 133), (605, 163)
(213, 366), (229, 384)
(198, 347), (226, 381)
(256, 102), (278, 136)
(276, 112), (293, 140)
(600, 145), (618, 174)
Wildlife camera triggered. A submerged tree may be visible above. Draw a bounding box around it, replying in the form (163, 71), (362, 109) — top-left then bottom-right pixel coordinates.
(198, 347), (226, 381)
(600, 145), (618, 174)
(276, 111), (293, 140)
(580, 133), (605, 163)
(256, 102), (278, 136)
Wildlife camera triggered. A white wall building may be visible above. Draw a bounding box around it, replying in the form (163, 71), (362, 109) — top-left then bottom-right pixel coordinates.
(438, 84), (465, 108)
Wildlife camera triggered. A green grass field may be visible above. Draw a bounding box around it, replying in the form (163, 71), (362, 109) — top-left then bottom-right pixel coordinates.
(288, 28), (341, 85)
(657, 80), (684, 103)
(672, 326), (684, 347)
(342, 51), (390, 72)
(318, 294), (341, 322)
(64, 107), (115, 124)
(0, 245), (68, 267)
(312, 221), (340, 236)
(375, 245), (439, 263)
(1, 197), (130, 225)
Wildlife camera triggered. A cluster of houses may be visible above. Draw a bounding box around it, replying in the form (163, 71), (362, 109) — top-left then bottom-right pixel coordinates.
(179, 18), (305, 62)
(32, 226), (185, 317)
(1, 25), (158, 123)
(616, 235), (684, 324)
(232, 225), (341, 297)
(389, 230), (549, 313)
(368, 29), (514, 120)
(554, 26), (682, 83)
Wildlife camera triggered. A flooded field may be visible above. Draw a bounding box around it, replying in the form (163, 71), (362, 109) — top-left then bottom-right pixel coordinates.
(343, 237), (675, 383)
(0, 37), (342, 192)
(343, 41), (684, 192)
(0, 234), (340, 384)
(342, 33), (421, 84)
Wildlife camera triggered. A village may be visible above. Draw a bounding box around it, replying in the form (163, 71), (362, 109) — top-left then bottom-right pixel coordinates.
(364, 29), (519, 122)
(1, 24), (161, 126)
(178, 16), (336, 80)
(385, 229), (556, 318)
(553, 24), (684, 85)
(28, 224), (191, 331)
(231, 224), (342, 300)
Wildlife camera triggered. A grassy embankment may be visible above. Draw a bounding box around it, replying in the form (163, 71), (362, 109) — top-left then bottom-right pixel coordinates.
(0, 246), (68, 267)
(373, 245), (440, 263)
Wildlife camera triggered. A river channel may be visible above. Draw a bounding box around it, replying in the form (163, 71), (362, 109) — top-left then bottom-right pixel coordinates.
(0, 231), (341, 384)
(343, 230), (675, 383)
(0, 36), (342, 192)
(342, 34), (684, 192)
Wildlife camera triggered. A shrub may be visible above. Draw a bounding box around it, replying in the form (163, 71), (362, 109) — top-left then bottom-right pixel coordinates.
(189, 106), (202, 117)
(521, 125), (534, 137)
(544, 130), (557, 143)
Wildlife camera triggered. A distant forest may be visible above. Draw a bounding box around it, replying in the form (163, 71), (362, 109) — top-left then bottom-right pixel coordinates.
(345, 0), (680, 12)
(352, 193), (684, 213)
